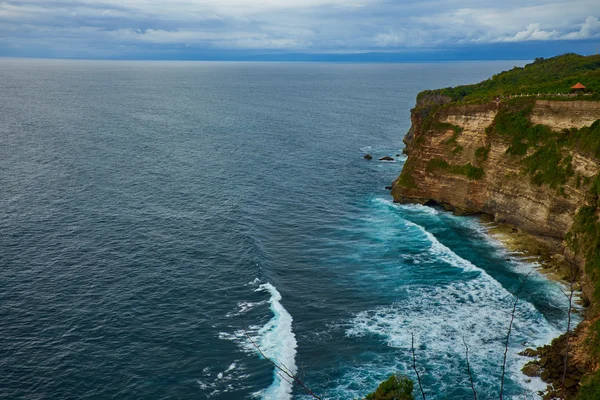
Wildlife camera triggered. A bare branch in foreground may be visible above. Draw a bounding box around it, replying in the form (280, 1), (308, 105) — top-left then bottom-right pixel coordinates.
(462, 337), (478, 400)
(411, 333), (426, 400)
(561, 263), (576, 400)
(239, 315), (322, 400)
(500, 270), (533, 400)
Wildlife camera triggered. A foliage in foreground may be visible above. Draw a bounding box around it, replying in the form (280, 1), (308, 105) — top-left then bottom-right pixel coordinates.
(364, 374), (415, 400)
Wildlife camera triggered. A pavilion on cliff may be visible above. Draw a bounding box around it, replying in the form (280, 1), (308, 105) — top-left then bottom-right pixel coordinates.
(571, 82), (586, 94)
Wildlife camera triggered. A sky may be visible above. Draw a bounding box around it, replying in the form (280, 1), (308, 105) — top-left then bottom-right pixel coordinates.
(1, 0), (600, 60)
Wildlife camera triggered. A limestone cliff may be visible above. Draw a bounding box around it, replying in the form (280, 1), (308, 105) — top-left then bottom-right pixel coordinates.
(392, 97), (600, 398)
(394, 100), (600, 243)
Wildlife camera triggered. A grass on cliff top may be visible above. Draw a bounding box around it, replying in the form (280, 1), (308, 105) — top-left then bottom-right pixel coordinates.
(417, 53), (600, 104)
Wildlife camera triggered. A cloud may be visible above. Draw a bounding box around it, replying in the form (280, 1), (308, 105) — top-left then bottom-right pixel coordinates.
(562, 16), (600, 39)
(491, 16), (600, 43)
(498, 23), (559, 42)
(0, 1), (599, 57)
(373, 31), (406, 47)
(108, 28), (312, 49)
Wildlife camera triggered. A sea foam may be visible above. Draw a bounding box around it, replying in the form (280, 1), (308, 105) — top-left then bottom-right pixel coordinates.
(255, 283), (298, 400)
(220, 282), (298, 400)
(345, 198), (564, 398)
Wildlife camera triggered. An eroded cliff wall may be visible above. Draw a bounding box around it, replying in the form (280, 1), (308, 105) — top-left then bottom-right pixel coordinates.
(393, 100), (600, 242)
(393, 98), (600, 396)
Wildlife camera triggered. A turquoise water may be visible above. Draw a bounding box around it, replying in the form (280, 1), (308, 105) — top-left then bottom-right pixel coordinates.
(0, 60), (574, 399)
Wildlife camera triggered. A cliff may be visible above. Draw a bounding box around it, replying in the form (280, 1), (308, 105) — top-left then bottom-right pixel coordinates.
(394, 100), (600, 244)
(392, 78), (600, 397)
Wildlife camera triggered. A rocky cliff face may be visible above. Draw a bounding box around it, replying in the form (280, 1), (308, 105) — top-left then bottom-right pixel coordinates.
(394, 100), (600, 243)
(393, 98), (600, 397)
(531, 101), (600, 131)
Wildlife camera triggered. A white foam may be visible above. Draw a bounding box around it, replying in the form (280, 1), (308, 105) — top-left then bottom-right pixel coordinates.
(225, 300), (268, 318)
(346, 273), (560, 398)
(225, 362), (237, 372)
(346, 200), (564, 398)
(373, 197), (438, 215)
(197, 380), (209, 390)
(248, 278), (262, 286)
(401, 218), (482, 274)
(396, 153), (408, 162)
(254, 283), (298, 400)
(197, 362), (249, 398)
(220, 282), (298, 400)
(399, 203), (440, 215)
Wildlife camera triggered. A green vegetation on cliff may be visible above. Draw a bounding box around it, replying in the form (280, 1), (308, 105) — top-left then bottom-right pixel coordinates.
(566, 176), (600, 299)
(485, 100), (600, 193)
(482, 98), (600, 399)
(417, 54), (600, 104)
(565, 176), (600, 400)
(396, 170), (419, 189)
(578, 373), (600, 400)
(402, 54), (600, 194)
(475, 145), (490, 162)
(426, 158), (485, 180)
(397, 56), (600, 398)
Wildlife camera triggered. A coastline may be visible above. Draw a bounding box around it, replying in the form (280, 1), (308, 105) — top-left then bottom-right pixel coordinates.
(389, 53), (600, 398)
(485, 220), (581, 290)
(480, 215), (587, 397)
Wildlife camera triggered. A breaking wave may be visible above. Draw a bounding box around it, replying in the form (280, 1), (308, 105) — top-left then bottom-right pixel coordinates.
(220, 282), (297, 400)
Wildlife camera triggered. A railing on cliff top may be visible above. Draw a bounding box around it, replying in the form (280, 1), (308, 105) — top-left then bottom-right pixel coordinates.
(504, 93), (593, 99)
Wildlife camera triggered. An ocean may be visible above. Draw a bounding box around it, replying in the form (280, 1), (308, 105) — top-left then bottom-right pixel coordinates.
(0, 59), (576, 399)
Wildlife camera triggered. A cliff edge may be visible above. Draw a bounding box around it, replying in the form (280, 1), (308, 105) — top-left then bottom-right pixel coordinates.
(392, 54), (600, 399)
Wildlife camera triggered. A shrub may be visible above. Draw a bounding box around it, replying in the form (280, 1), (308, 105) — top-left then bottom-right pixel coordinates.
(397, 171), (419, 189)
(475, 145), (491, 162)
(365, 374), (414, 400)
(577, 370), (600, 400)
(427, 158), (484, 180)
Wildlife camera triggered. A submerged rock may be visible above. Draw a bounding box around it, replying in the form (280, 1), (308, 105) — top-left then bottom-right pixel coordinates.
(379, 156), (395, 161)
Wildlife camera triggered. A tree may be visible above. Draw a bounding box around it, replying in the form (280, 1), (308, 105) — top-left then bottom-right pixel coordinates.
(365, 374), (415, 400)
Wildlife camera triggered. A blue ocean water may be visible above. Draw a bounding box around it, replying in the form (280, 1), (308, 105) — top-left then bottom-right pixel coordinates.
(0, 60), (576, 399)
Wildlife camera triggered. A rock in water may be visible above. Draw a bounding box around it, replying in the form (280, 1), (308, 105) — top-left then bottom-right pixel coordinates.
(522, 362), (541, 377)
(364, 154), (373, 160)
(379, 156), (395, 161)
